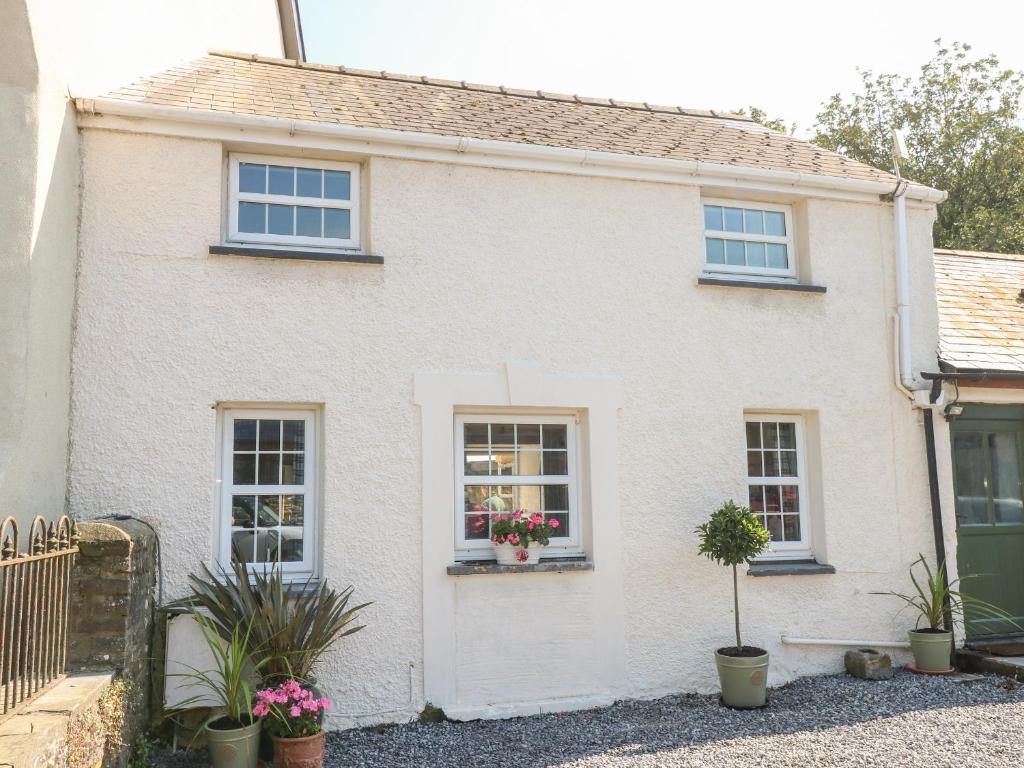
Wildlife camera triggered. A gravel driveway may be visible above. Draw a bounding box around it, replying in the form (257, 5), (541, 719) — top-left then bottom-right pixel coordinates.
(152, 671), (1024, 767)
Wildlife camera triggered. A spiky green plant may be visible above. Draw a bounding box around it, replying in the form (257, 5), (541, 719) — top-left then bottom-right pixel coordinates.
(696, 500), (770, 653)
(188, 560), (371, 684)
(873, 554), (1021, 632)
(169, 611), (266, 726)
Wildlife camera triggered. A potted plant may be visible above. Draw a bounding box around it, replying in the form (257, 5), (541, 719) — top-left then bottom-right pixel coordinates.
(257, 680), (331, 768)
(696, 500), (771, 709)
(170, 613), (267, 768)
(873, 554), (1020, 673)
(188, 560), (369, 760)
(489, 509), (560, 565)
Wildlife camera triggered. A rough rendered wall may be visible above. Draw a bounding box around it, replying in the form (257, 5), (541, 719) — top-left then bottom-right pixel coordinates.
(70, 129), (942, 727)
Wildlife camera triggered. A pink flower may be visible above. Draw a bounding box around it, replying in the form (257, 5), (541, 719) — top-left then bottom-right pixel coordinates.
(252, 702), (269, 717)
(515, 549), (529, 562)
(318, 698), (331, 710)
(512, 510), (522, 520)
(496, 535), (506, 545)
(527, 522), (535, 530)
(289, 705), (302, 717)
(508, 533), (520, 545)
(529, 512), (543, 523)
(548, 519), (559, 529)
(301, 698), (318, 711)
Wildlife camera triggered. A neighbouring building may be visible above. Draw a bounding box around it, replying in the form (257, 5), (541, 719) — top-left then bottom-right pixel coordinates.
(931, 248), (1024, 640)
(63, 49), (955, 727)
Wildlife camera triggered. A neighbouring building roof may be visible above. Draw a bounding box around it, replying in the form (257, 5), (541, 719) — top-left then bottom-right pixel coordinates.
(934, 248), (1024, 374)
(97, 51), (899, 186)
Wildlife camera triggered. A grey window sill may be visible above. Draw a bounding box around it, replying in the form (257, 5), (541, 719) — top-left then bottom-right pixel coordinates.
(210, 244), (384, 264)
(747, 561), (836, 577)
(697, 276), (826, 293)
(447, 557), (593, 576)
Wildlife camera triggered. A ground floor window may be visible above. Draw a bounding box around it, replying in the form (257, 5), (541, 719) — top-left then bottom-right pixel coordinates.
(455, 414), (580, 559)
(218, 407), (317, 577)
(745, 414), (811, 558)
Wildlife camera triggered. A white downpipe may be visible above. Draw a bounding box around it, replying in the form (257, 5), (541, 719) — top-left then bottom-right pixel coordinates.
(782, 635), (911, 649)
(894, 186), (915, 393)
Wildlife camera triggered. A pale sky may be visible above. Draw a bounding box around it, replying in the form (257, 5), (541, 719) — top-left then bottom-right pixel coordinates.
(299, 0), (1024, 137)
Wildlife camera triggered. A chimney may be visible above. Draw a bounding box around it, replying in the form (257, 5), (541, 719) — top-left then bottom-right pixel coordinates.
(277, 0), (306, 61)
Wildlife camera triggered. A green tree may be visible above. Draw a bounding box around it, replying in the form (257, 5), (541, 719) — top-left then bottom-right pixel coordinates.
(733, 106), (796, 135)
(813, 40), (1024, 253)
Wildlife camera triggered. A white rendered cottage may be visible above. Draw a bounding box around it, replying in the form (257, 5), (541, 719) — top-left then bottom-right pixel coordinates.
(67, 51), (950, 727)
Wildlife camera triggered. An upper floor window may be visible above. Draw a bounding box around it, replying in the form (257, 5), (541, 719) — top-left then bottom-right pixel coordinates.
(228, 154), (360, 250)
(219, 407), (318, 578)
(745, 414), (810, 558)
(704, 200), (794, 280)
(455, 415), (581, 559)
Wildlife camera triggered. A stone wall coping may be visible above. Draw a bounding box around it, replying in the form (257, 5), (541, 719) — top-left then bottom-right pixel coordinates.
(0, 672), (113, 765)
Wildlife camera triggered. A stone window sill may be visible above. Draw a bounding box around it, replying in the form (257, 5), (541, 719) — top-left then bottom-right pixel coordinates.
(210, 244), (383, 264)
(697, 276), (827, 293)
(747, 560), (836, 577)
(447, 557), (593, 576)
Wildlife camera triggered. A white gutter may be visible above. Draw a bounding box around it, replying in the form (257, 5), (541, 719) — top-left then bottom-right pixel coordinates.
(782, 635), (911, 649)
(74, 97), (947, 204)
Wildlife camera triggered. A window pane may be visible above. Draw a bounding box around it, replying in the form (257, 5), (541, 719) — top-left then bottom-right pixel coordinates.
(747, 450), (763, 477)
(744, 209), (764, 235)
(543, 484), (569, 511)
(234, 419), (257, 451)
(494, 450), (515, 475)
(233, 454), (256, 485)
(783, 515), (801, 541)
(703, 205), (723, 231)
(517, 450), (541, 475)
(464, 486), (509, 512)
(239, 163), (266, 193)
(465, 513), (490, 539)
(725, 240), (745, 266)
(763, 451), (781, 477)
(259, 420), (281, 450)
(765, 211), (786, 236)
(238, 202), (266, 233)
(324, 208), (351, 239)
(764, 515), (782, 541)
(324, 170), (351, 200)
(990, 433), (1023, 524)
(763, 423), (780, 449)
(782, 485), (800, 514)
(745, 422), (761, 449)
(269, 165), (295, 195)
(953, 432), (988, 526)
(296, 167), (322, 197)
(767, 243), (788, 269)
(517, 424), (541, 449)
(268, 204), (294, 235)
(516, 485), (542, 511)
(282, 420), (305, 451)
(748, 485), (764, 513)
(543, 450), (568, 475)
(763, 485), (781, 513)
(778, 422), (796, 449)
(491, 424), (515, 449)
(779, 450), (798, 476)
(723, 207), (744, 232)
(745, 242), (766, 268)
(464, 423), (489, 449)
(296, 206), (322, 237)
(231, 495), (256, 529)
(543, 424), (567, 449)
(258, 453), (280, 484)
(705, 238), (725, 264)
(546, 512), (569, 537)
(281, 453), (305, 484)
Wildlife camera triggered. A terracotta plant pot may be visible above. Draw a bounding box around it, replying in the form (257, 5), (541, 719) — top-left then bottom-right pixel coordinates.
(272, 731), (326, 768)
(714, 647), (769, 709)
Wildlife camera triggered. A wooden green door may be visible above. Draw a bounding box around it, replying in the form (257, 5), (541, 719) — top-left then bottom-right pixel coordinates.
(951, 407), (1024, 639)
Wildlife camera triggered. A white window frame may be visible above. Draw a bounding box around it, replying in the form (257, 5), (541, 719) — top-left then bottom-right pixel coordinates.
(227, 153), (361, 250)
(703, 198), (796, 281)
(217, 407), (318, 579)
(745, 413), (811, 559)
(454, 413), (582, 560)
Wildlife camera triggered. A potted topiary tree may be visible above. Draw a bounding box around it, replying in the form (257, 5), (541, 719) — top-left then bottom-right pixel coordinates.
(696, 500), (770, 708)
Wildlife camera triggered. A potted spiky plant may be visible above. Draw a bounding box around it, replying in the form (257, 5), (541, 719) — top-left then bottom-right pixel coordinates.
(873, 554), (1020, 673)
(696, 500), (770, 708)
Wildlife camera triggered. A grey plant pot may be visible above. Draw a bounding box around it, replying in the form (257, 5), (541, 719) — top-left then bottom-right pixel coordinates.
(205, 717), (261, 768)
(714, 648), (769, 709)
(908, 629), (953, 672)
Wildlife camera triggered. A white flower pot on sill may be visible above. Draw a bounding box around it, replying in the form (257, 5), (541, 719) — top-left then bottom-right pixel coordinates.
(493, 542), (542, 565)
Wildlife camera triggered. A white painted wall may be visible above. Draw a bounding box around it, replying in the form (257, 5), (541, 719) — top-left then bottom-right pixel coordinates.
(69, 128), (942, 728)
(0, 0), (282, 535)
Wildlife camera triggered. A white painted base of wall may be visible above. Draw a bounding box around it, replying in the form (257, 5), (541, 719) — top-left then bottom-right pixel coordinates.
(445, 692), (617, 722)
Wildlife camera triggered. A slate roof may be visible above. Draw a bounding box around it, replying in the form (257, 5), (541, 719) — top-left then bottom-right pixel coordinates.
(97, 50), (899, 185)
(934, 248), (1024, 373)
